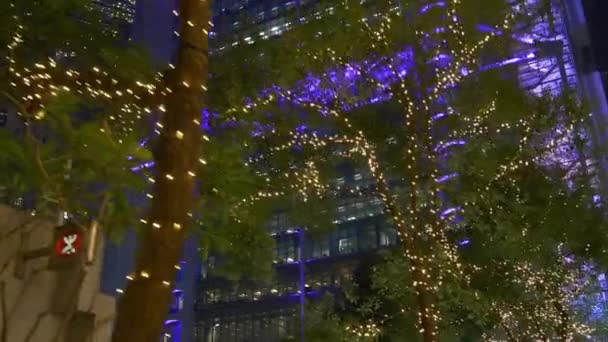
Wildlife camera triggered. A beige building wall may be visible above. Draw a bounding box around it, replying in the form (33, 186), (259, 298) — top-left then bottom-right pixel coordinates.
(0, 205), (116, 342)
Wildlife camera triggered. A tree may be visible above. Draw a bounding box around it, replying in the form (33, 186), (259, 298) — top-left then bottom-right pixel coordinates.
(1, 0), (340, 339)
(299, 132), (608, 339)
(107, 0), (215, 339)
(0, 0), (160, 340)
(0, 0), (215, 339)
(223, 0), (608, 340)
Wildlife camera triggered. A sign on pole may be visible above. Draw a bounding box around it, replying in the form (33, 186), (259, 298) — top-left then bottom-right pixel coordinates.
(49, 223), (84, 270)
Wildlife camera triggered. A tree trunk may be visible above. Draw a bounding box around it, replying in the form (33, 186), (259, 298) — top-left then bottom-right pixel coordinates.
(111, 0), (212, 341)
(364, 147), (439, 342)
(499, 321), (518, 342)
(553, 301), (570, 341)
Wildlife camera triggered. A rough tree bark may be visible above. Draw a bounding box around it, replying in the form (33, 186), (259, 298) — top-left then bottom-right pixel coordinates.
(554, 299), (570, 340)
(499, 321), (518, 342)
(111, 0), (212, 341)
(364, 146), (439, 342)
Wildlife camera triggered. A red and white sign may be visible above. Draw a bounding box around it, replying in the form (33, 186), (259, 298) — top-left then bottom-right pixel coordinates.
(54, 230), (83, 257)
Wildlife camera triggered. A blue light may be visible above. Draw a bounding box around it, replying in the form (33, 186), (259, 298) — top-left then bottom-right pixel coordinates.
(131, 161), (155, 172)
(435, 140), (466, 153)
(420, 1), (446, 15)
(458, 239), (471, 246)
(436, 173), (459, 184)
(164, 319), (179, 326)
(440, 206), (461, 219)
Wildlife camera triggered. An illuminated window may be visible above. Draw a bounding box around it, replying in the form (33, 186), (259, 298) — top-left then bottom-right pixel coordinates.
(268, 212), (289, 233)
(275, 238), (296, 263)
(336, 226), (358, 254)
(311, 238), (330, 258)
(338, 238), (354, 254)
(379, 231), (390, 246)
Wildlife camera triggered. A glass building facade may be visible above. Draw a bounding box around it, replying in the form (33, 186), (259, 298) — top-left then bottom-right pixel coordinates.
(195, 167), (398, 341)
(94, 0), (137, 24)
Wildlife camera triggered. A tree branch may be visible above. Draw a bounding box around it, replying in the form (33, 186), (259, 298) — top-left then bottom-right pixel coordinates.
(499, 321), (518, 342)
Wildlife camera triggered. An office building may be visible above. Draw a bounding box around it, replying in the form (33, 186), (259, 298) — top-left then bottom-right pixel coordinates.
(94, 0), (137, 24)
(562, 0), (608, 192)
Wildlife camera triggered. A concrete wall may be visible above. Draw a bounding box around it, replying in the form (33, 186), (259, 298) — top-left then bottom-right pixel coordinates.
(0, 205), (115, 342)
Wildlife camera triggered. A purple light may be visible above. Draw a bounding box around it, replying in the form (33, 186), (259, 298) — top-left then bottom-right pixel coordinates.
(477, 24), (503, 36)
(128, 22), (548, 185)
(164, 319), (179, 326)
(435, 140), (466, 152)
(131, 161), (155, 172)
(270, 228), (301, 237)
(420, 1), (446, 14)
(480, 52), (537, 71)
(440, 206), (462, 219)
(436, 172), (459, 183)
(458, 239), (471, 246)
(282, 290), (323, 298)
(477, 23), (537, 45)
(598, 274), (607, 292)
(202, 109), (212, 131)
(431, 112), (447, 121)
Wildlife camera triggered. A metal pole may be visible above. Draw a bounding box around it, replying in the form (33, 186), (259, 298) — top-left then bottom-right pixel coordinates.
(298, 229), (305, 342)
